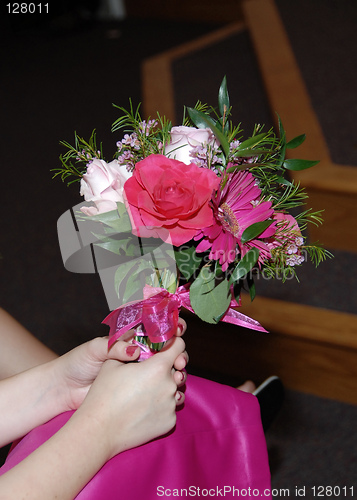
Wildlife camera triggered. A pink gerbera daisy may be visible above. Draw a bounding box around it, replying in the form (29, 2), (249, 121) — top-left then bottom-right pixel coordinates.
(195, 170), (276, 271)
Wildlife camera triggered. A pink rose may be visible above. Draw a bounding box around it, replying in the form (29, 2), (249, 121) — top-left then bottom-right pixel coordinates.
(267, 213), (303, 250)
(269, 213), (305, 266)
(124, 154), (220, 247)
(274, 213), (301, 236)
(80, 159), (132, 216)
(165, 126), (219, 165)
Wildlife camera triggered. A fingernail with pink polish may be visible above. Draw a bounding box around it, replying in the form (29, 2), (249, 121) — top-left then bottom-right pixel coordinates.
(126, 345), (138, 357)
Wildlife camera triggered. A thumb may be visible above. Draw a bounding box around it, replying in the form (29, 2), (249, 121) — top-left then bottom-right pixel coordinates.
(154, 336), (186, 365)
(108, 340), (141, 362)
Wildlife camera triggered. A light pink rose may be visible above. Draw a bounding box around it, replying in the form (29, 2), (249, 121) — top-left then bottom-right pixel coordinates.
(165, 126), (219, 165)
(80, 159), (132, 216)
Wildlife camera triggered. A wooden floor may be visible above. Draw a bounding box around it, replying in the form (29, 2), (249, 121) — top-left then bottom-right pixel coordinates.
(141, 0), (357, 404)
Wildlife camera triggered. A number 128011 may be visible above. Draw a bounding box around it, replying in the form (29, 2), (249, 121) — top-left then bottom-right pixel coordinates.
(312, 486), (354, 497)
(6, 3), (49, 14)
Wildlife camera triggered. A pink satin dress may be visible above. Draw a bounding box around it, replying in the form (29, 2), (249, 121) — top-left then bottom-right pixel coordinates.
(0, 375), (272, 499)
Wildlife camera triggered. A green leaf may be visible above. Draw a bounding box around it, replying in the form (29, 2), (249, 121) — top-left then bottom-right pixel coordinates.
(115, 259), (153, 303)
(277, 114), (286, 142)
(276, 176), (293, 186)
(189, 267), (231, 324)
(218, 76), (230, 118)
(76, 203), (132, 233)
(174, 246), (203, 280)
(158, 269), (177, 293)
(187, 106), (215, 129)
(214, 261), (224, 277)
(121, 272), (142, 304)
(241, 220), (274, 244)
(247, 274), (256, 301)
(283, 159), (319, 171)
(232, 281), (242, 304)
(277, 114), (286, 166)
(235, 132), (268, 151)
(114, 260), (140, 297)
(94, 235), (132, 255)
(229, 248), (259, 283)
(286, 134), (306, 149)
(187, 107), (230, 157)
(231, 148), (269, 158)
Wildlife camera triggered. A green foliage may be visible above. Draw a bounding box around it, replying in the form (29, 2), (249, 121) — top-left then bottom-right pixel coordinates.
(286, 133), (306, 149)
(283, 159), (320, 171)
(189, 265), (231, 324)
(111, 99), (142, 133)
(174, 245), (203, 281)
(272, 182), (308, 211)
(229, 248), (260, 283)
(241, 221), (274, 244)
(187, 107), (231, 157)
(304, 244), (334, 267)
(53, 130), (103, 185)
(218, 75), (230, 119)
(112, 100), (172, 161)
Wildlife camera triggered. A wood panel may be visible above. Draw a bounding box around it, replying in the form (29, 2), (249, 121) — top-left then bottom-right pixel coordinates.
(242, 0), (357, 197)
(183, 296), (357, 405)
(306, 189), (357, 251)
(242, 0), (357, 251)
(184, 311), (357, 405)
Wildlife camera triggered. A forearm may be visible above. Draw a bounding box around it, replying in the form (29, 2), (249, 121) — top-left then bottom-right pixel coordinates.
(0, 409), (112, 500)
(0, 337), (187, 499)
(0, 308), (57, 380)
(0, 360), (64, 447)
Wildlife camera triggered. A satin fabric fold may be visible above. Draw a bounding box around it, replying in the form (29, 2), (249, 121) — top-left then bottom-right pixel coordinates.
(0, 375), (272, 499)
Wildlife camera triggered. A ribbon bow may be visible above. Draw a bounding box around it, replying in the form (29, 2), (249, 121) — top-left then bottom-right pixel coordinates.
(103, 284), (267, 349)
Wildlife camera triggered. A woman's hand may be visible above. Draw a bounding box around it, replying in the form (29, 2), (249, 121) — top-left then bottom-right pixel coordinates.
(0, 329), (188, 500)
(54, 318), (188, 413)
(74, 334), (187, 460)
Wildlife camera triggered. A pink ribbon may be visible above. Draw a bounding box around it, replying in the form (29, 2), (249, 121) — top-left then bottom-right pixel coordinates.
(103, 285), (267, 349)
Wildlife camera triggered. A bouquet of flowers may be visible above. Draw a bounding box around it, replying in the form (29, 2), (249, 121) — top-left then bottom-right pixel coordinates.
(54, 77), (331, 357)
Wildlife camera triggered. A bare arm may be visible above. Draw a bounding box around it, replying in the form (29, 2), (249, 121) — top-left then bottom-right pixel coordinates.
(0, 359), (65, 446)
(0, 335), (187, 500)
(0, 308), (57, 379)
